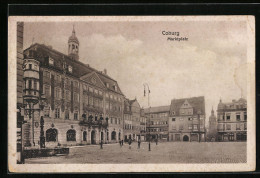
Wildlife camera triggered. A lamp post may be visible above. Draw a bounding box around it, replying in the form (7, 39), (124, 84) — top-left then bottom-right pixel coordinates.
(39, 94), (47, 148)
(143, 83), (151, 151)
(197, 110), (201, 143)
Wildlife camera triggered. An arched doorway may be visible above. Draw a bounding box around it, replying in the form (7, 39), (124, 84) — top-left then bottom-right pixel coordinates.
(46, 128), (58, 142)
(111, 131), (116, 140)
(91, 130), (96, 144)
(83, 131), (87, 141)
(183, 135), (189, 142)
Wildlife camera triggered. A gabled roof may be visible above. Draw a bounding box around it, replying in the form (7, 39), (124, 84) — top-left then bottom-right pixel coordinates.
(80, 71), (106, 89)
(144, 105), (170, 114)
(169, 96), (205, 116)
(23, 43), (124, 95)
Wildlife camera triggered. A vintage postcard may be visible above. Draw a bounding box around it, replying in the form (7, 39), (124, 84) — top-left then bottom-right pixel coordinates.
(8, 16), (255, 172)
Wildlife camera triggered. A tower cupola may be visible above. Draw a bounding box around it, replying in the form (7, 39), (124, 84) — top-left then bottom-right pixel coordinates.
(68, 25), (79, 61)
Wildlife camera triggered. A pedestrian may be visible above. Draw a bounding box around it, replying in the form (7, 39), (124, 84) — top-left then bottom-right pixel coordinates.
(100, 140), (103, 149)
(119, 140), (122, 147)
(156, 138), (158, 145)
(122, 139), (124, 146)
(128, 138), (132, 149)
(138, 139), (141, 149)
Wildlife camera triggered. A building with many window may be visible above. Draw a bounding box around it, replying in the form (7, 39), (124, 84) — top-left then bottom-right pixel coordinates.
(21, 27), (125, 147)
(168, 96), (206, 142)
(217, 98), (247, 141)
(123, 99), (146, 142)
(144, 106), (170, 142)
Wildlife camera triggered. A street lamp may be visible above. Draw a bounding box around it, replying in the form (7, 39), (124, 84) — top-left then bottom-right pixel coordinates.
(197, 110), (201, 143)
(39, 94), (47, 148)
(143, 83), (151, 151)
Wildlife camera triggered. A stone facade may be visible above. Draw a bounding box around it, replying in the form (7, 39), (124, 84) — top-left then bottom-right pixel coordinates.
(217, 98), (247, 141)
(22, 28), (125, 148)
(144, 106), (170, 142)
(123, 99), (146, 141)
(168, 96), (206, 142)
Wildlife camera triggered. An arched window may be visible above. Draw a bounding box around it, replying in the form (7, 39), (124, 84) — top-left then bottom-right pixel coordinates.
(46, 128), (58, 142)
(111, 131), (116, 140)
(67, 129), (76, 141)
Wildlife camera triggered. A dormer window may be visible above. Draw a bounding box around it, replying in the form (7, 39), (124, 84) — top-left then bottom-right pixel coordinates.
(49, 57), (54, 65)
(68, 65), (73, 73)
(113, 85), (117, 91)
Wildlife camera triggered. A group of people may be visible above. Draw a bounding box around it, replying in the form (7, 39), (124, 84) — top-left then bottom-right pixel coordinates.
(119, 139), (141, 149)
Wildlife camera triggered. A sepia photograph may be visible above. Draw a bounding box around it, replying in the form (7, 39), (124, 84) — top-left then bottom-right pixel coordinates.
(8, 16), (255, 172)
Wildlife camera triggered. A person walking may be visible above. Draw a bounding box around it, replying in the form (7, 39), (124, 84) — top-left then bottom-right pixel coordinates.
(100, 140), (103, 149)
(128, 138), (132, 149)
(138, 139), (141, 149)
(119, 140), (122, 147)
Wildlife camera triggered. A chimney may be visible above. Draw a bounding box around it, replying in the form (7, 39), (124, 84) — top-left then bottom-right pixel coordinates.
(104, 68), (107, 75)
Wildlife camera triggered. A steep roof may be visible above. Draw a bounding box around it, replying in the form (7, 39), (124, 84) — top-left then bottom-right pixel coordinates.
(144, 105), (170, 114)
(217, 98), (247, 111)
(23, 43), (124, 96)
(169, 96), (205, 116)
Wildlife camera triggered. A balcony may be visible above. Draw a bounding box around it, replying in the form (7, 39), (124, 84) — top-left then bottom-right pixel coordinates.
(79, 119), (108, 128)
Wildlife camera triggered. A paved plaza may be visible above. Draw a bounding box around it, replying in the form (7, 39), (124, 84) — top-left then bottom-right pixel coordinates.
(25, 142), (246, 164)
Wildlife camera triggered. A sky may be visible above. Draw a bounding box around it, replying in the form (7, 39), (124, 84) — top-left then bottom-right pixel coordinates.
(23, 20), (247, 125)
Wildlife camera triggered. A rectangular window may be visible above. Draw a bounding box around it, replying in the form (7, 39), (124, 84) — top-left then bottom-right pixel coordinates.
(55, 108), (60, 118)
(179, 125), (183, 130)
(74, 93), (79, 102)
(105, 102), (109, 109)
(68, 65), (73, 73)
(34, 80), (37, 90)
(55, 88), (61, 99)
(89, 87), (93, 93)
(89, 96), (93, 106)
(49, 57), (54, 65)
(84, 95), (88, 105)
(29, 64), (32, 69)
(236, 123), (240, 130)
(172, 118), (175, 121)
(193, 125), (198, 130)
(244, 112), (247, 121)
(65, 90), (70, 100)
(188, 125), (192, 130)
(110, 118), (113, 124)
(236, 114), (241, 121)
(65, 110), (70, 120)
(226, 124), (231, 130)
(44, 106), (50, 117)
(74, 112), (78, 120)
(188, 117), (192, 121)
(244, 123), (247, 130)
(226, 115), (231, 121)
(74, 81), (79, 88)
(56, 75), (61, 82)
(94, 89), (98, 95)
(180, 118), (183, 121)
(44, 85), (50, 97)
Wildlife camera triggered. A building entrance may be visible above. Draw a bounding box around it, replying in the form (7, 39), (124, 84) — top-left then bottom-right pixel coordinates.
(183, 135), (189, 141)
(91, 130), (96, 144)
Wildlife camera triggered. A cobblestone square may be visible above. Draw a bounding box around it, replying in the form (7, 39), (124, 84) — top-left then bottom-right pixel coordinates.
(25, 142), (246, 164)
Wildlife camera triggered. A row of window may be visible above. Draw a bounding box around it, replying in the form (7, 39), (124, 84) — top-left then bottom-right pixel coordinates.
(105, 102), (122, 112)
(24, 63), (39, 71)
(147, 128), (168, 132)
(148, 112), (169, 118)
(84, 95), (103, 108)
(171, 124), (204, 130)
(110, 117), (121, 125)
(217, 123), (247, 130)
(44, 107), (79, 120)
(218, 112), (247, 121)
(105, 93), (122, 102)
(150, 121), (168, 125)
(48, 57), (73, 73)
(171, 117), (202, 122)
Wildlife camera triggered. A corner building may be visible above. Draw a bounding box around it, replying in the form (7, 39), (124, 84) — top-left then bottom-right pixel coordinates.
(168, 96), (206, 142)
(217, 98), (247, 141)
(22, 28), (125, 147)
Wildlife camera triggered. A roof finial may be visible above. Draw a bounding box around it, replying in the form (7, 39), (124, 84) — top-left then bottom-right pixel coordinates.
(72, 24), (75, 34)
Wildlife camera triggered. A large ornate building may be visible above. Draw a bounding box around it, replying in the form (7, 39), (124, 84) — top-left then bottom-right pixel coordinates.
(217, 98), (247, 141)
(144, 106), (170, 142)
(168, 96), (206, 142)
(21, 27), (125, 147)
